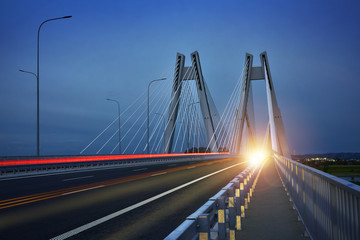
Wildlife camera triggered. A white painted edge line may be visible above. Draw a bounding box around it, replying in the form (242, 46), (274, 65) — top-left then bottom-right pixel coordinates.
(61, 185), (105, 196)
(133, 168), (148, 172)
(151, 172), (167, 177)
(62, 176), (93, 182)
(50, 162), (245, 240)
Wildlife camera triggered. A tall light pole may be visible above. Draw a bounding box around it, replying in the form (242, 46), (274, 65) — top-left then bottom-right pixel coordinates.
(37, 15), (72, 157)
(147, 77), (166, 154)
(107, 98), (121, 154)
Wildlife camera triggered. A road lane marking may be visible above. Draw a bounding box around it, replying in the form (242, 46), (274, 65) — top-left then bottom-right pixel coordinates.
(61, 185), (105, 196)
(0, 185), (105, 210)
(62, 176), (93, 182)
(187, 166), (196, 169)
(133, 168), (147, 172)
(50, 162), (245, 240)
(151, 172), (167, 177)
(0, 194), (67, 210)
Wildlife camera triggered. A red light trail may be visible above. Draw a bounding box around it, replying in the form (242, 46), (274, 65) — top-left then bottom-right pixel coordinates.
(0, 152), (228, 166)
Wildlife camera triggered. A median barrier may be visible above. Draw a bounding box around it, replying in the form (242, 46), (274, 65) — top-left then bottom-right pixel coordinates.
(0, 153), (231, 178)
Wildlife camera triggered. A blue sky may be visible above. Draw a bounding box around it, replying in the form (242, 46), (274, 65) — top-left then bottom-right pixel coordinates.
(0, 0), (359, 156)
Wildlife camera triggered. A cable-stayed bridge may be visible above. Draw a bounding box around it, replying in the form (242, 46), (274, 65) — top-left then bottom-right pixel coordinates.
(0, 52), (359, 240)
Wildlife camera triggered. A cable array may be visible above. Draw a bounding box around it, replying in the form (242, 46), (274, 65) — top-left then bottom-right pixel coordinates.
(204, 59), (250, 153)
(80, 56), (252, 155)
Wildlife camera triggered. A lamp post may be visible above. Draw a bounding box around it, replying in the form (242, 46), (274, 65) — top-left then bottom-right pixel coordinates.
(147, 77), (166, 154)
(107, 98), (121, 154)
(36, 15), (72, 156)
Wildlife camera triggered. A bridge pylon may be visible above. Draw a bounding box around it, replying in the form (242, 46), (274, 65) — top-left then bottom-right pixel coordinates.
(163, 51), (224, 153)
(234, 52), (291, 158)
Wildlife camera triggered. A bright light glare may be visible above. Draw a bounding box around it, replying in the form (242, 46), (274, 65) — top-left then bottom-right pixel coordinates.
(249, 150), (265, 165)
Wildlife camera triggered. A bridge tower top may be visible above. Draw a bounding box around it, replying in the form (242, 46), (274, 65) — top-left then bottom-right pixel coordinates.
(163, 51), (224, 153)
(234, 52), (291, 158)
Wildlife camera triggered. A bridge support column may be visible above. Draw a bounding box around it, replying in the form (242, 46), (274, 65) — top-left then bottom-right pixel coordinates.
(234, 52), (291, 158)
(163, 51), (224, 153)
(163, 53), (185, 153)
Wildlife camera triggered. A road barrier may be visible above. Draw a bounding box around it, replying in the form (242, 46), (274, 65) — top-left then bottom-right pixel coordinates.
(165, 160), (263, 240)
(274, 154), (360, 240)
(0, 153), (231, 177)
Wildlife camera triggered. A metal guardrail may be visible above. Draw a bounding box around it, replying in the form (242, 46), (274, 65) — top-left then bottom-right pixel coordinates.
(0, 154), (231, 177)
(165, 161), (263, 240)
(274, 154), (360, 240)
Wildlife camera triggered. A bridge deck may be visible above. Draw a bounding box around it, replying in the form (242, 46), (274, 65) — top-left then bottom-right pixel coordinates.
(238, 159), (308, 239)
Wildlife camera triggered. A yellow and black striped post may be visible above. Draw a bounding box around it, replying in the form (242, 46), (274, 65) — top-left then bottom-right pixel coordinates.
(197, 214), (210, 240)
(217, 197), (226, 240)
(228, 187), (236, 240)
(235, 196), (242, 231)
(239, 176), (246, 217)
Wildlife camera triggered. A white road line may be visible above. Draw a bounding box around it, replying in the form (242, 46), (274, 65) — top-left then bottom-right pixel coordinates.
(187, 166), (196, 169)
(50, 162), (245, 240)
(133, 168), (148, 172)
(151, 172), (167, 177)
(61, 185), (105, 196)
(62, 176), (93, 182)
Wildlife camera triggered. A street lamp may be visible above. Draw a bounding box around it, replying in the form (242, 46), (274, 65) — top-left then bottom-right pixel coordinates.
(36, 15), (72, 156)
(147, 77), (166, 154)
(106, 98), (121, 154)
(19, 69), (37, 78)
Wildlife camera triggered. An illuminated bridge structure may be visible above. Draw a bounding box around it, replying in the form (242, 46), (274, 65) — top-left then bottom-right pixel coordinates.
(0, 52), (359, 240)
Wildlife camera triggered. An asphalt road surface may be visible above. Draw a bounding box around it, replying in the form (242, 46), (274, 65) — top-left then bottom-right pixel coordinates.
(0, 157), (248, 240)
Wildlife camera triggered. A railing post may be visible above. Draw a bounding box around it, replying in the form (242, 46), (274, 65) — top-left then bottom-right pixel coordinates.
(238, 175), (246, 217)
(197, 214), (210, 240)
(217, 197), (226, 240)
(330, 183), (339, 240)
(235, 196), (242, 231)
(232, 180), (243, 233)
(228, 187), (236, 240)
(244, 174), (249, 209)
